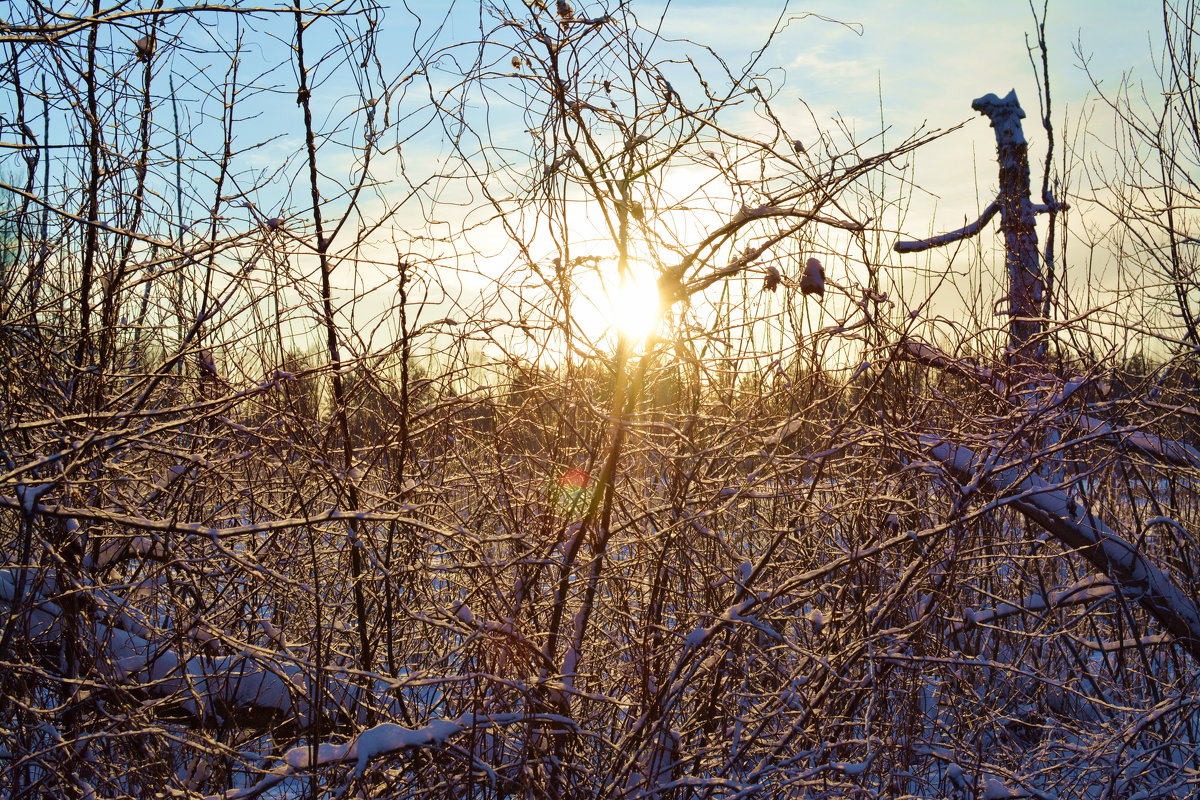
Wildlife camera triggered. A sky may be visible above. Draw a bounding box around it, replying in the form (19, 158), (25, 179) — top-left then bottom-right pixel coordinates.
(268, 0), (1165, 362)
(630, 0), (1163, 217)
(375, 0), (1165, 217)
(9, 0), (1167, 362)
(663, 0), (1163, 115)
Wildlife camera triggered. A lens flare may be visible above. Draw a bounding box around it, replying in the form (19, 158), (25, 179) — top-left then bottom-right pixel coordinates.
(551, 468), (593, 517)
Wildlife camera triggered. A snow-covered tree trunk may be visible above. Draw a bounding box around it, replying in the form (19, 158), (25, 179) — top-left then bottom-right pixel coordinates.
(972, 90), (1045, 362)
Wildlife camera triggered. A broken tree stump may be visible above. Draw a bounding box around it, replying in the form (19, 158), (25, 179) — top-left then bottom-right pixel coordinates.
(896, 90), (1065, 364)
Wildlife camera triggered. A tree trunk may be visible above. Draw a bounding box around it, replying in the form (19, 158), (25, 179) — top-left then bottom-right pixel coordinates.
(972, 90), (1045, 361)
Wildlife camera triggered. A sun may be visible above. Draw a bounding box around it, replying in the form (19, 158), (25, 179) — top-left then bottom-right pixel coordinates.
(603, 265), (664, 343)
(558, 258), (665, 354)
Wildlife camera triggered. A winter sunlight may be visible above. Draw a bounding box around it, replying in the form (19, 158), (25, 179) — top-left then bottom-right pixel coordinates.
(577, 261), (664, 346)
(4, 2), (1198, 799)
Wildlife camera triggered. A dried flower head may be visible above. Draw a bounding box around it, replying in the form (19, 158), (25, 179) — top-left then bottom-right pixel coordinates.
(800, 257), (825, 298)
(762, 265), (782, 292)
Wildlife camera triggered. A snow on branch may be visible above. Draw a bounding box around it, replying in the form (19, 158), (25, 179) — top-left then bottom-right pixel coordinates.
(2, 569), (578, 796)
(0, 568), (386, 730)
(949, 574), (1116, 633)
(0, 495), (452, 540)
(897, 338), (1200, 469)
(895, 338), (1005, 394)
(1071, 412), (1200, 469)
(921, 434), (1200, 661)
(972, 90), (1028, 145)
(211, 712), (572, 800)
(1031, 199), (1069, 214)
(894, 201), (999, 253)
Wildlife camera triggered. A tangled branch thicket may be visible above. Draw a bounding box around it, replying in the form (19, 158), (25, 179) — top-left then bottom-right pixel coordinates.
(2, 1), (1199, 798)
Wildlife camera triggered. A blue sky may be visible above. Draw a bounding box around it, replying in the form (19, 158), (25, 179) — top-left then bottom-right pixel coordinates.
(21, 0), (1156, 357)
(635, 1), (1161, 117)
(341, 0), (1170, 354)
(628, 0), (1162, 210)
(164, 0), (1165, 249)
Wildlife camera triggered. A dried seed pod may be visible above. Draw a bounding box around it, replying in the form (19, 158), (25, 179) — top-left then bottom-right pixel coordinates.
(799, 256), (824, 298)
(134, 36), (155, 63)
(762, 265), (782, 292)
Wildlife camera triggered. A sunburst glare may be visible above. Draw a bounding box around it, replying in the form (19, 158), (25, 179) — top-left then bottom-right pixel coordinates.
(572, 260), (664, 347)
